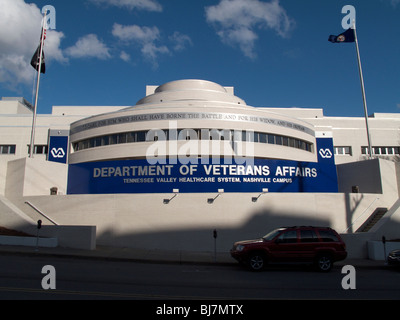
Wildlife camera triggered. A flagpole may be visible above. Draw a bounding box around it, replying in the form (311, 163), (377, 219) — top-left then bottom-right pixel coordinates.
(29, 12), (47, 158)
(353, 20), (373, 159)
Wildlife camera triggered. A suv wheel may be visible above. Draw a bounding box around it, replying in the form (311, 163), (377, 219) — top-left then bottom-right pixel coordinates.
(248, 253), (266, 271)
(315, 254), (333, 272)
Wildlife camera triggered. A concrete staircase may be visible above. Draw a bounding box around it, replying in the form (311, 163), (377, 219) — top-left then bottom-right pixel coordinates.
(357, 207), (388, 232)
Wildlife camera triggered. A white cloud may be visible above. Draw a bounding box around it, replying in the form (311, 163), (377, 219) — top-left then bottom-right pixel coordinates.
(112, 24), (160, 43)
(119, 51), (131, 62)
(45, 31), (68, 64)
(388, 0), (400, 7)
(141, 43), (169, 61)
(169, 32), (193, 52)
(205, 0), (294, 58)
(112, 24), (192, 67)
(112, 23), (170, 67)
(65, 34), (112, 60)
(88, 0), (162, 12)
(0, 0), (66, 89)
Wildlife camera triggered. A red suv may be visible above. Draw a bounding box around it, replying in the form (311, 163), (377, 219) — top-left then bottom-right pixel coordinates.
(231, 226), (347, 272)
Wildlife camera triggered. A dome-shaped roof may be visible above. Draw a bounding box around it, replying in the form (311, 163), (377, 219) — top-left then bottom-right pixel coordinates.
(155, 79), (227, 94)
(136, 79), (247, 106)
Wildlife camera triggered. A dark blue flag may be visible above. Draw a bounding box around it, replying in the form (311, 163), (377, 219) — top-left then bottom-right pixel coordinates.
(30, 45), (46, 74)
(30, 27), (46, 74)
(328, 28), (355, 43)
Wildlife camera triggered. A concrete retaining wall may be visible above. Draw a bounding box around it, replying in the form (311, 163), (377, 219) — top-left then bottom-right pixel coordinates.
(0, 235), (57, 248)
(368, 241), (400, 260)
(16, 192), (394, 254)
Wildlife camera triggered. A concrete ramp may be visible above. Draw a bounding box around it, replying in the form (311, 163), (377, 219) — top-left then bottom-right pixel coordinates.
(0, 195), (35, 233)
(371, 198), (400, 240)
(0, 196), (96, 250)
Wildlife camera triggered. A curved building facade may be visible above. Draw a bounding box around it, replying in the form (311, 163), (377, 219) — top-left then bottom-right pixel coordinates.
(69, 79), (315, 164)
(67, 79), (338, 194)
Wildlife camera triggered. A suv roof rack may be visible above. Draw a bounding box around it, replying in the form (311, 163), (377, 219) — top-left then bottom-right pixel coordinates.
(282, 226), (333, 229)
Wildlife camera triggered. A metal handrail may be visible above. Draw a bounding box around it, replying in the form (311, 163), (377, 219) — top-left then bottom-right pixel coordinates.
(342, 197), (379, 233)
(24, 201), (59, 226)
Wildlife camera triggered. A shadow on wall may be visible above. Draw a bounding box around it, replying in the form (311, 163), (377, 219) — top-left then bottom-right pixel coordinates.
(5, 205), (400, 256)
(344, 192), (364, 234)
(96, 209), (332, 252)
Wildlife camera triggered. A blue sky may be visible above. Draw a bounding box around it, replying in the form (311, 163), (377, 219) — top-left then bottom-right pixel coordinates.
(0, 0), (399, 117)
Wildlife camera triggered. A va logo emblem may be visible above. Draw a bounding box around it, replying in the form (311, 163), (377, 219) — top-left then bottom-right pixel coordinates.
(319, 148), (333, 159)
(51, 147), (65, 158)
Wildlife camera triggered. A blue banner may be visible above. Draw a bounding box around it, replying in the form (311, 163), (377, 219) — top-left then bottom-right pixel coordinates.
(67, 160), (337, 194)
(48, 135), (68, 164)
(67, 137), (338, 194)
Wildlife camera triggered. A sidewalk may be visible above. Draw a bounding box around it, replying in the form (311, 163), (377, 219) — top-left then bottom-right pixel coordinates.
(0, 244), (389, 269)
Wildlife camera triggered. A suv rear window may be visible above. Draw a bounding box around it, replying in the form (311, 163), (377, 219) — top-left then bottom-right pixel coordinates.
(300, 229), (318, 242)
(317, 229), (339, 242)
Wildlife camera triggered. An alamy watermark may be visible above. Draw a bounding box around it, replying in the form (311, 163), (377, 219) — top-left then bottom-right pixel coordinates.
(41, 265), (56, 290)
(145, 121), (255, 166)
(341, 5), (356, 29)
(42, 5), (56, 30)
(341, 265), (356, 290)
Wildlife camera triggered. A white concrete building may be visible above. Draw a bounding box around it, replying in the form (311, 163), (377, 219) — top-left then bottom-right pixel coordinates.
(0, 80), (399, 258)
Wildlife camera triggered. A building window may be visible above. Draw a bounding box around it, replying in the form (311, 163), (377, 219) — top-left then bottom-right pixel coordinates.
(334, 146), (352, 156)
(72, 129), (314, 154)
(0, 145), (16, 154)
(118, 133), (127, 144)
(361, 146), (400, 156)
(267, 134), (275, 144)
(178, 129), (193, 141)
(27, 145), (48, 155)
(101, 136), (109, 146)
(137, 131), (146, 142)
(127, 132), (136, 143)
(259, 133), (267, 143)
